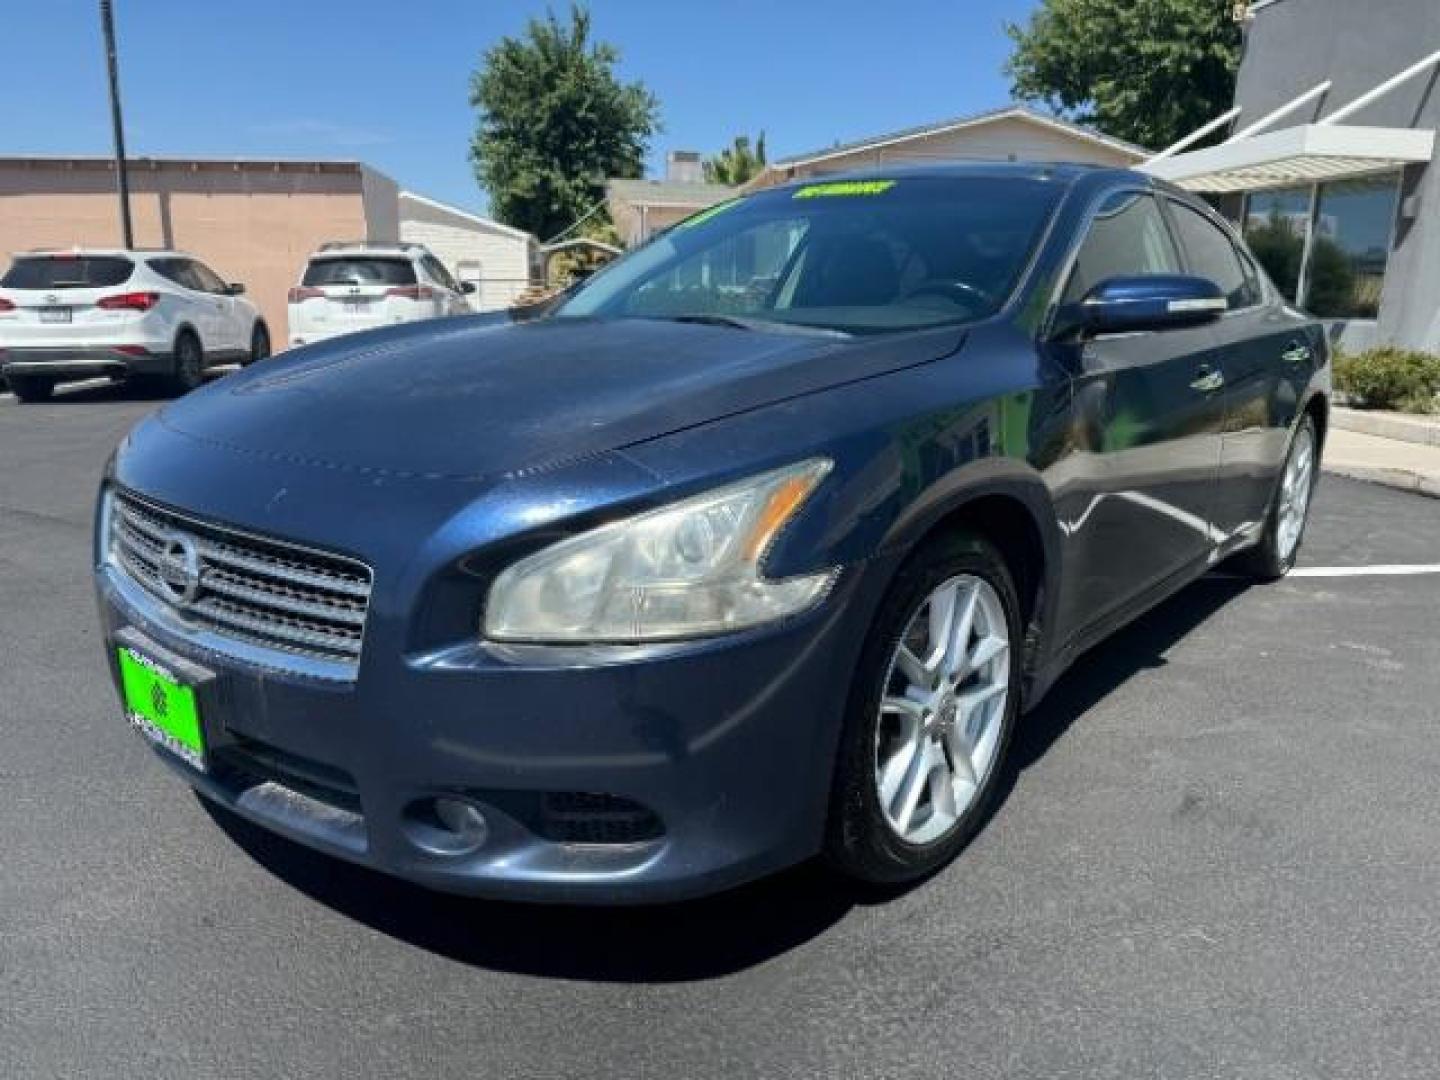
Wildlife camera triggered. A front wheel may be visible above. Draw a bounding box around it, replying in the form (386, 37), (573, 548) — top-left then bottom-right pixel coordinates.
(1234, 414), (1319, 580)
(826, 532), (1021, 886)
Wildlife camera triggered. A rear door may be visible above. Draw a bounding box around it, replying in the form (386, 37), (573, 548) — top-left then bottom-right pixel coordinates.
(1050, 189), (1227, 635)
(296, 255), (419, 335)
(187, 259), (246, 352)
(0, 254), (137, 347)
(1164, 198), (1322, 542)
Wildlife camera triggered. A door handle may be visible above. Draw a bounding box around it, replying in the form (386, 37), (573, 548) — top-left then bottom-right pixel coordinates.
(1281, 342), (1313, 367)
(1190, 366), (1225, 393)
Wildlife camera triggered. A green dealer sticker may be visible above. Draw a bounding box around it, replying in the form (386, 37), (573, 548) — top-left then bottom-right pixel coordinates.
(118, 647), (205, 771)
(793, 180), (897, 199)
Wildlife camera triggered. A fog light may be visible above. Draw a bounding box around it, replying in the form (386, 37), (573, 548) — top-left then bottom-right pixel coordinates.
(434, 797), (489, 844)
(401, 796), (490, 856)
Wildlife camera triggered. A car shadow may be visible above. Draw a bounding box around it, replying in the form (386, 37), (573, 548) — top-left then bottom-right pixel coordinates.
(202, 572), (1253, 983)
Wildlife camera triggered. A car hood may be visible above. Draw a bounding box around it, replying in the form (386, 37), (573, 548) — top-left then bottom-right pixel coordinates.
(156, 316), (963, 480)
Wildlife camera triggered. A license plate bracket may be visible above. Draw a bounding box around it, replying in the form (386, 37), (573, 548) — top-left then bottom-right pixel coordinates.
(113, 629), (218, 772)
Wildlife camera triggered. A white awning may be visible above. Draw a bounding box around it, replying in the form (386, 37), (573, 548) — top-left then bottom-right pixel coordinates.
(1141, 124), (1435, 193)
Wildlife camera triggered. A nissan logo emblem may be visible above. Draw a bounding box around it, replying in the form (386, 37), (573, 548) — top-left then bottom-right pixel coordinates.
(156, 532), (202, 607)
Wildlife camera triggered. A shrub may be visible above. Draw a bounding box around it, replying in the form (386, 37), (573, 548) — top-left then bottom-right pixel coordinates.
(1333, 347), (1440, 413)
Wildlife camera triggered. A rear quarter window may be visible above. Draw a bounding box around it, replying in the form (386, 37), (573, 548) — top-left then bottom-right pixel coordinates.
(302, 257), (417, 287)
(1, 255), (134, 290)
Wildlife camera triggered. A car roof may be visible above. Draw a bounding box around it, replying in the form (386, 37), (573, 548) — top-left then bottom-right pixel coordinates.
(758, 160), (1143, 195)
(308, 241), (429, 259)
(13, 247), (192, 259)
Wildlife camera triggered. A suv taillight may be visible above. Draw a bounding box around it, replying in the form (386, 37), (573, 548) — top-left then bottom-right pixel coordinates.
(0, 298), (14, 313)
(97, 291), (159, 312)
(288, 286), (323, 303)
(385, 285), (438, 301)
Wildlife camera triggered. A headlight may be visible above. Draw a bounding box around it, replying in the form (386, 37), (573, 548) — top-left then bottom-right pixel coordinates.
(485, 459), (836, 642)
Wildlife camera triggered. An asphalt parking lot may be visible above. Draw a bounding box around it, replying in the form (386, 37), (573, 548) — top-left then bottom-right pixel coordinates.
(4, 378), (1440, 1079)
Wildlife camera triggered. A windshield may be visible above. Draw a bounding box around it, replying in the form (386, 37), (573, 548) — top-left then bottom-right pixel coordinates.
(302, 257), (417, 287)
(1, 255), (134, 290)
(555, 176), (1063, 334)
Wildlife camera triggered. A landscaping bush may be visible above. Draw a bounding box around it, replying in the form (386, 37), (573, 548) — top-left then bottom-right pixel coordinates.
(1333, 347), (1440, 413)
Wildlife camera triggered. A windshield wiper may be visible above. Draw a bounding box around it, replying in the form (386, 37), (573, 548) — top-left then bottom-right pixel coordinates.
(662, 313), (850, 338)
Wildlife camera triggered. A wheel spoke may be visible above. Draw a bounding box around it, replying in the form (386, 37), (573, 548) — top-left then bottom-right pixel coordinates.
(894, 645), (932, 689)
(944, 723), (978, 787)
(924, 581), (960, 678)
(930, 764), (959, 823)
(943, 581), (981, 678)
(877, 696), (923, 807)
(968, 633), (1009, 674)
(891, 742), (937, 833)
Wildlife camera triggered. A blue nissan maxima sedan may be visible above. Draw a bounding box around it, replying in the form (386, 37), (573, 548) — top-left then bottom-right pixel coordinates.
(95, 164), (1329, 902)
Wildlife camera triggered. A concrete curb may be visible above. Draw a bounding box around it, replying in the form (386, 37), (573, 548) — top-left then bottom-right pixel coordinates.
(1332, 407), (1440, 448)
(1323, 461), (1440, 498)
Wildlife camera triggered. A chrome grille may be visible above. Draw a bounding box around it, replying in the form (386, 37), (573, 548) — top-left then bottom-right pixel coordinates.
(107, 489), (373, 674)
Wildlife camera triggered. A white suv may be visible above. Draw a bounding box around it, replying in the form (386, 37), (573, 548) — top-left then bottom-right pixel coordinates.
(287, 242), (474, 347)
(0, 249), (270, 402)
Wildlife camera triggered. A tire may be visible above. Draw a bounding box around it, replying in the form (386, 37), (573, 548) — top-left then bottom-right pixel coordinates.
(170, 331), (205, 394)
(826, 531), (1023, 886)
(246, 322), (271, 366)
(1233, 414), (1319, 580)
(8, 375), (55, 403)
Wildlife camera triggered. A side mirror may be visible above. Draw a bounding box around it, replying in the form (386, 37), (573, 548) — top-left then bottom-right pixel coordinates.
(460, 281), (477, 295)
(226, 282), (247, 296)
(1062, 275), (1226, 337)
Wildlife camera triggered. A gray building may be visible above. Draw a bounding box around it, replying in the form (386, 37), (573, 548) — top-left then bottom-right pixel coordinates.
(1146, 0), (1440, 352)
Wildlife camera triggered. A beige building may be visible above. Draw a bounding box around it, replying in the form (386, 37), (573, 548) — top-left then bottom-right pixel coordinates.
(0, 155), (401, 342)
(607, 106), (1148, 248)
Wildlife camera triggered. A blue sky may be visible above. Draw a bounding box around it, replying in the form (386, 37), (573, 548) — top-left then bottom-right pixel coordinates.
(2, 0), (1038, 218)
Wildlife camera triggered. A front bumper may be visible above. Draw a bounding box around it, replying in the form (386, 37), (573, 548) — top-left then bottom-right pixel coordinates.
(2, 345), (172, 380)
(96, 556), (883, 903)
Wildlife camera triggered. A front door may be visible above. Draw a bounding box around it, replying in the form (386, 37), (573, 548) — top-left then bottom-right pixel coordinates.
(1049, 190), (1227, 637)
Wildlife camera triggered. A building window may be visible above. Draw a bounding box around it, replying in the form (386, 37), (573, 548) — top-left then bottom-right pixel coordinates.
(1242, 174), (1402, 318)
(1243, 187), (1310, 303)
(1308, 176), (1401, 318)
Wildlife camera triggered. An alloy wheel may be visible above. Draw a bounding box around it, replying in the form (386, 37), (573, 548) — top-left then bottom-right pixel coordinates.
(873, 573), (1010, 845)
(1277, 425), (1316, 561)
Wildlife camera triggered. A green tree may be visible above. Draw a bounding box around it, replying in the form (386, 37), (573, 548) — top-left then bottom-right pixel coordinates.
(703, 133), (767, 186)
(469, 5), (661, 240)
(1006, 0), (1242, 150)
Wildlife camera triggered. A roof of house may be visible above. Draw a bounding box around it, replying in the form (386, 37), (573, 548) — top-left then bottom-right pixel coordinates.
(398, 190), (535, 242)
(606, 178), (737, 209)
(768, 105), (1149, 171)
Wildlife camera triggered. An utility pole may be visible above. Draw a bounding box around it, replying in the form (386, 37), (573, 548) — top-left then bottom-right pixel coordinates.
(100, 0), (134, 249)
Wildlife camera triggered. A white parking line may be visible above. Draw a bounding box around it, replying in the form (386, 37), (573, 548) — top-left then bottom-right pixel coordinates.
(1291, 565), (1440, 578)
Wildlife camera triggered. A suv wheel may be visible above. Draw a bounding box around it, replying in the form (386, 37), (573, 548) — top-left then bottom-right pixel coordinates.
(8, 375), (55, 403)
(246, 322), (271, 366)
(826, 531), (1021, 886)
(171, 332), (205, 393)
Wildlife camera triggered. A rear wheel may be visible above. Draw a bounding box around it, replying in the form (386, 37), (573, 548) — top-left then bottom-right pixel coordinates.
(171, 331), (205, 393)
(7, 375), (55, 403)
(246, 322), (271, 366)
(1234, 414), (1318, 580)
(826, 532), (1021, 885)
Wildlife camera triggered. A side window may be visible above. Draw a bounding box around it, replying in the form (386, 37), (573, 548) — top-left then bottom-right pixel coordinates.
(148, 258), (187, 288)
(1168, 201), (1260, 309)
(422, 255), (459, 292)
(189, 261), (228, 294)
(1062, 191), (1181, 304)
